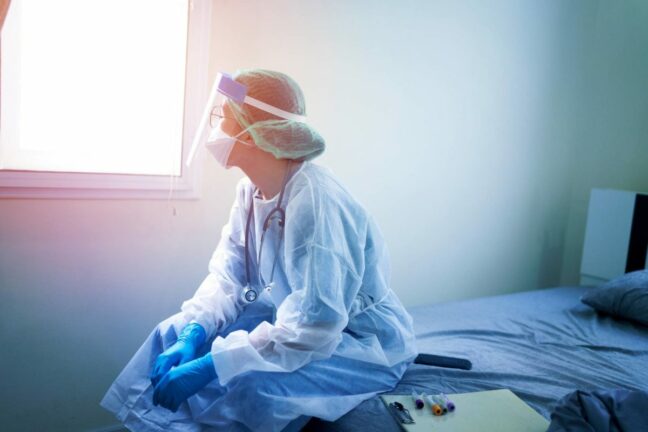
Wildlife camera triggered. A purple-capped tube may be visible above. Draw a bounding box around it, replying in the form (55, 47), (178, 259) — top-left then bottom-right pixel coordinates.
(440, 393), (456, 411)
(411, 390), (424, 409)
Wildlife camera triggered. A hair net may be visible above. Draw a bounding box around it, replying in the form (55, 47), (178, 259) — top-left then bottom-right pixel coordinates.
(226, 69), (325, 161)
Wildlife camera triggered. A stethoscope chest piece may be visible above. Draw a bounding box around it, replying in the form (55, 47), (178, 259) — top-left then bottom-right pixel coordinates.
(242, 285), (258, 303)
(240, 282), (276, 306)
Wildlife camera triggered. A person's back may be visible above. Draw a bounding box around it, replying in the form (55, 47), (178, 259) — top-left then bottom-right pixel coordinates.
(239, 161), (417, 369)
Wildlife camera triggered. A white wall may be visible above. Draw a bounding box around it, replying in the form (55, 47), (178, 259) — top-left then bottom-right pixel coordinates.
(1, 1), (647, 431)
(209, 0), (590, 303)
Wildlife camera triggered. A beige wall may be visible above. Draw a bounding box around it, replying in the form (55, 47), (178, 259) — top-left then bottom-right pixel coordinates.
(560, 0), (648, 284)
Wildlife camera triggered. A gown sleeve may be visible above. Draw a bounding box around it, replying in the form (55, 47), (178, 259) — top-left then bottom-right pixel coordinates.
(209, 184), (366, 385)
(180, 179), (250, 340)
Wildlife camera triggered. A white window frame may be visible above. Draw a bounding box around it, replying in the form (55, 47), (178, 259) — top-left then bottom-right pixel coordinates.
(0, 0), (211, 199)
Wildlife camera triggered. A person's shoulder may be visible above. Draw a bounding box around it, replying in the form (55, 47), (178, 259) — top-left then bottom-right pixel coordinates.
(297, 162), (369, 217)
(295, 163), (378, 255)
(294, 162), (337, 203)
(298, 162), (340, 194)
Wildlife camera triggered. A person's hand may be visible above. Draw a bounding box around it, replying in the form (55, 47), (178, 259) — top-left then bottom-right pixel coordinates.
(152, 353), (218, 412)
(150, 323), (206, 387)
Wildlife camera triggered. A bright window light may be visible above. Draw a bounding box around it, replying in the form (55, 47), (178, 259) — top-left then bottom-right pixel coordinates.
(1, 0), (189, 176)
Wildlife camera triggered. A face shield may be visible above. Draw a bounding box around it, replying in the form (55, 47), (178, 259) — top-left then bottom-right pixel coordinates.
(186, 72), (308, 167)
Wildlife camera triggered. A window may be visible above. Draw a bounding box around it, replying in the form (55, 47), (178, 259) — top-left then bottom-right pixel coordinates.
(0, 0), (211, 198)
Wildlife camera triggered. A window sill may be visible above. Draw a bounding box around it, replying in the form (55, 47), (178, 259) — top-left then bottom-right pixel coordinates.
(0, 169), (201, 200)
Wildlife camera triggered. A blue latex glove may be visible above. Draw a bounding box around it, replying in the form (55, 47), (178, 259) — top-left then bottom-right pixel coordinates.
(150, 323), (206, 387)
(152, 352), (218, 412)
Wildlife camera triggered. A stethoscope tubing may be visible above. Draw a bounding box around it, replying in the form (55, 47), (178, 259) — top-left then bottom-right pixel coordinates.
(242, 161), (294, 302)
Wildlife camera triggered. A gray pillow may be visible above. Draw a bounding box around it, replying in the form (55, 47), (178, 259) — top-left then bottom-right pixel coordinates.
(581, 270), (648, 326)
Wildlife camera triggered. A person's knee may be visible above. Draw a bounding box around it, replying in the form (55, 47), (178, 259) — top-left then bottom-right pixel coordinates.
(225, 369), (302, 407)
(220, 374), (302, 431)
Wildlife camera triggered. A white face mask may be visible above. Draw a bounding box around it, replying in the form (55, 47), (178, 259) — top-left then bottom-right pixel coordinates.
(206, 126), (251, 169)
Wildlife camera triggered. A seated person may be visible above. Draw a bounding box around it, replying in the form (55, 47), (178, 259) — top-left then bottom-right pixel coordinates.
(101, 68), (417, 431)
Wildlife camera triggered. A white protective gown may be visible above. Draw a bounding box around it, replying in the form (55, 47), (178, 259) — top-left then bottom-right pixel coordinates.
(101, 161), (418, 431)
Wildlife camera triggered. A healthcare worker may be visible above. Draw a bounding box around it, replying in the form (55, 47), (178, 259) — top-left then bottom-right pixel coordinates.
(101, 69), (418, 431)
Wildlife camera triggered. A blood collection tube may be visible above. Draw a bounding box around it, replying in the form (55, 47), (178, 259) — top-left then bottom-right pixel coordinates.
(440, 393), (456, 412)
(431, 394), (448, 413)
(422, 393), (443, 416)
(410, 390), (424, 409)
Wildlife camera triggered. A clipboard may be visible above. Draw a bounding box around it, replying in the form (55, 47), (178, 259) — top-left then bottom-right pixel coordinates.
(381, 389), (549, 432)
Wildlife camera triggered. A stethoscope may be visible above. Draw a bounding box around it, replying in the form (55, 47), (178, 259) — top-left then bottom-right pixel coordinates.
(240, 161), (294, 304)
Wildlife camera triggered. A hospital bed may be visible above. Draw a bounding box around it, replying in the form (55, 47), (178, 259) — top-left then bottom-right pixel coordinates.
(304, 285), (648, 431)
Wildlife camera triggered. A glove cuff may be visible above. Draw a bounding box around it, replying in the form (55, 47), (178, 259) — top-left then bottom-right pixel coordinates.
(197, 352), (218, 382)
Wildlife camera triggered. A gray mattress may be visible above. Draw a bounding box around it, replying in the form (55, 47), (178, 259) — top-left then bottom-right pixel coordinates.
(305, 286), (648, 431)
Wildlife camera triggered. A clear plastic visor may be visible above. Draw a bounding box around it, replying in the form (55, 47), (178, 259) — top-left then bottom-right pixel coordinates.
(186, 72), (307, 166)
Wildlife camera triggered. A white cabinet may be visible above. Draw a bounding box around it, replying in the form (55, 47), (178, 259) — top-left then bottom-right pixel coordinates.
(580, 188), (648, 285)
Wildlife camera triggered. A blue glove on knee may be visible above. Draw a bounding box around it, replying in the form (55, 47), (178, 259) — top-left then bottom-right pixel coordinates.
(152, 352), (218, 412)
(150, 322), (206, 387)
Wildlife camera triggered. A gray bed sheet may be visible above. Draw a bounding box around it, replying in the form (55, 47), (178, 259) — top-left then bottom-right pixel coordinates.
(305, 286), (648, 431)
